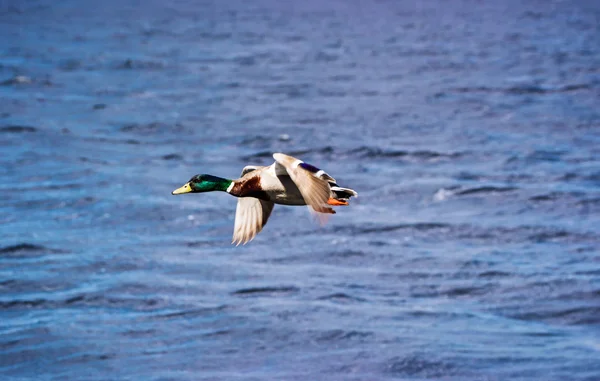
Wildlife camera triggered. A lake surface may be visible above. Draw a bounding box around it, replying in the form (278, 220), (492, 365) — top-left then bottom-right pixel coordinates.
(1, 0), (599, 380)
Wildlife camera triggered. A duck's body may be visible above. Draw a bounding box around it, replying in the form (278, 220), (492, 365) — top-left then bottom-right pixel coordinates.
(172, 153), (357, 245)
(228, 165), (305, 205)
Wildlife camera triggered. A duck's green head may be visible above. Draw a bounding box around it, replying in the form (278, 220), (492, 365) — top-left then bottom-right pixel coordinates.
(172, 174), (232, 195)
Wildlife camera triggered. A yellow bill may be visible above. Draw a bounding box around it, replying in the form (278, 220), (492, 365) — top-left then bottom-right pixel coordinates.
(172, 183), (192, 195)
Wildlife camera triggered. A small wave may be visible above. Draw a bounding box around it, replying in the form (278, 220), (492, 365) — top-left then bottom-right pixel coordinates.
(575, 269), (600, 276)
(525, 150), (566, 163)
(239, 135), (272, 146)
(0, 125), (37, 133)
(317, 293), (366, 303)
(347, 146), (408, 158)
(432, 187), (459, 202)
(64, 295), (90, 305)
(508, 84), (591, 94)
(0, 299), (46, 309)
(529, 192), (597, 211)
(0, 279), (17, 287)
(529, 193), (562, 202)
(293, 116), (332, 125)
(386, 354), (456, 377)
(478, 270), (511, 278)
(196, 31), (232, 41)
(232, 286), (299, 296)
(241, 146), (460, 162)
(314, 329), (373, 343)
(512, 306), (600, 326)
(148, 305), (229, 321)
(450, 83), (591, 95)
(120, 122), (187, 135)
(114, 58), (165, 70)
(264, 83), (311, 98)
(0, 243), (64, 257)
(442, 285), (493, 297)
(455, 186), (518, 196)
(161, 153), (183, 161)
(185, 240), (220, 248)
(351, 222), (598, 246)
(78, 156), (111, 165)
(0, 75), (32, 86)
(0, 243), (47, 253)
(356, 223), (450, 234)
(83, 136), (141, 145)
(64, 352), (116, 364)
(468, 225), (597, 245)
(328, 250), (366, 258)
(0, 292), (167, 311)
(202, 329), (232, 338)
(347, 146), (462, 161)
(522, 330), (565, 338)
(527, 230), (582, 243)
(237, 132), (292, 148)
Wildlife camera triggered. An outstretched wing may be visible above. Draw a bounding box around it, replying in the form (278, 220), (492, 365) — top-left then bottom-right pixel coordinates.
(272, 153), (332, 220)
(232, 197), (274, 246)
(231, 165), (274, 246)
(240, 165), (261, 177)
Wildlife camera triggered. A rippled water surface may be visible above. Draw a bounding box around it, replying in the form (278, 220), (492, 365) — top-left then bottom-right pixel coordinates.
(1, 0), (600, 380)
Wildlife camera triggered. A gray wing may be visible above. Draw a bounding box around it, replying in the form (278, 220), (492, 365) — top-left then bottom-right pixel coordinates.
(272, 153), (331, 217)
(232, 198), (275, 246)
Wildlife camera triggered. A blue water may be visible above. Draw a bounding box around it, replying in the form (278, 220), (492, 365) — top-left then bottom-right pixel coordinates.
(1, 0), (600, 380)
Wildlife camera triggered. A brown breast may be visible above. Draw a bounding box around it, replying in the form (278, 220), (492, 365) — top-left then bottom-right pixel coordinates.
(230, 176), (271, 201)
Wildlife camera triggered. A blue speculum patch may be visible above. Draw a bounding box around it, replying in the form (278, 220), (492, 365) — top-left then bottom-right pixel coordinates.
(299, 162), (320, 173)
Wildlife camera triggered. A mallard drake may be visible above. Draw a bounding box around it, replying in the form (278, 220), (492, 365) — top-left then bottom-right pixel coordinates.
(172, 153), (357, 245)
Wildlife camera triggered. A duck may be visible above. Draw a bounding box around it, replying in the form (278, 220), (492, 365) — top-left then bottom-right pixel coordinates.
(172, 152), (357, 245)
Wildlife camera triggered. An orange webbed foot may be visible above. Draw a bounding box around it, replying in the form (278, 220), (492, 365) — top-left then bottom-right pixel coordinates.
(327, 198), (349, 206)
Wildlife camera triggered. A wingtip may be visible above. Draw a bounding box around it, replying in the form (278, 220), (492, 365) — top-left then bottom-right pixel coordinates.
(272, 152), (300, 166)
(232, 238), (252, 246)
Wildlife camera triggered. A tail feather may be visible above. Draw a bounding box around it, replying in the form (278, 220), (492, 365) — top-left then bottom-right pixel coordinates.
(298, 159), (357, 203)
(330, 186), (358, 201)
